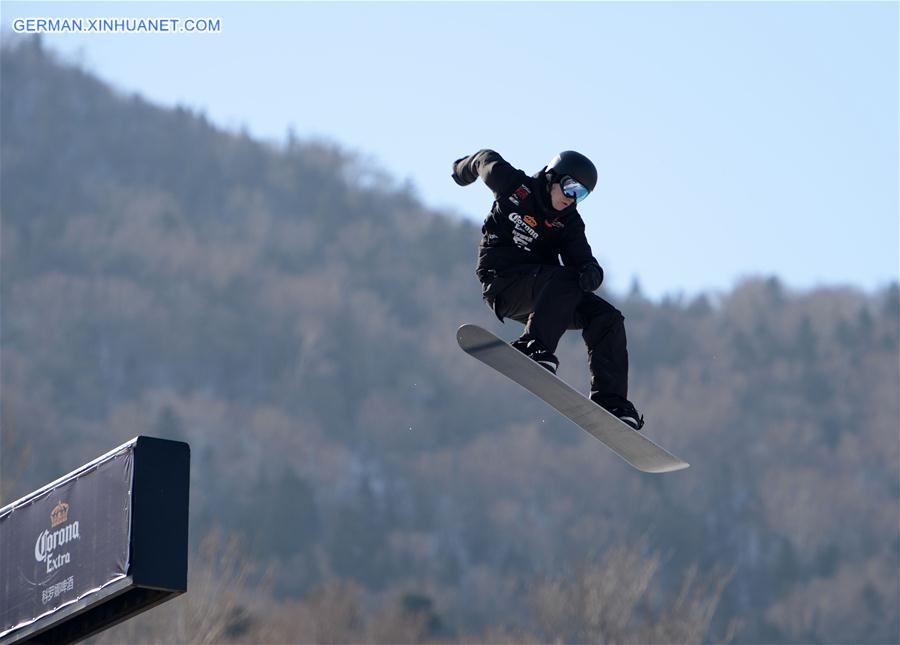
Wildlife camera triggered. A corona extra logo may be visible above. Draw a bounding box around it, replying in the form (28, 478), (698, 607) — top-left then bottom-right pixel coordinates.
(523, 215), (538, 228)
(51, 501), (69, 528)
(35, 501), (80, 573)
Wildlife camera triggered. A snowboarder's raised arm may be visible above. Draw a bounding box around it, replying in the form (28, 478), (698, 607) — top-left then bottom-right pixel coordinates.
(451, 149), (522, 199)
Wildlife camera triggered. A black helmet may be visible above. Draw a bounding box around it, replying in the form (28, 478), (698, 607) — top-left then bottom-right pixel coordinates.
(546, 151), (597, 193)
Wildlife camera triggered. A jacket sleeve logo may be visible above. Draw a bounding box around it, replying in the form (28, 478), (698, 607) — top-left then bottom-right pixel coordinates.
(508, 184), (531, 206)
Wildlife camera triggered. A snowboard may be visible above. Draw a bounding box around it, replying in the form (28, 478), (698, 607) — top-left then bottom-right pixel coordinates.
(456, 324), (689, 474)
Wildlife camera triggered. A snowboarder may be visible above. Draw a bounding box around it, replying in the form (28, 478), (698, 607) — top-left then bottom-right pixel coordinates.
(452, 149), (644, 430)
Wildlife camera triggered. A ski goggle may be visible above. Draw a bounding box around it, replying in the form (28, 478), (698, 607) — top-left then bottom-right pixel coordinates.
(560, 176), (590, 204)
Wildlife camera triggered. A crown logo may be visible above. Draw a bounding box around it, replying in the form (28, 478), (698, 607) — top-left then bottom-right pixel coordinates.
(51, 501), (69, 528)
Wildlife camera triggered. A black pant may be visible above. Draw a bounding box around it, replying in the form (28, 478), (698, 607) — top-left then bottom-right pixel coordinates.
(483, 265), (630, 407)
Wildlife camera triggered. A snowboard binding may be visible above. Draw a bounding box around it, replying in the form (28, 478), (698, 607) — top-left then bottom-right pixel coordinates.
(511, 335), (559, 374)
(591, 395), (645, 431)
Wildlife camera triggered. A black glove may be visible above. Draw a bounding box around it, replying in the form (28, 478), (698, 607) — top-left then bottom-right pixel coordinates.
(451, 157), (476, 186)
(578, 264), (604, 292)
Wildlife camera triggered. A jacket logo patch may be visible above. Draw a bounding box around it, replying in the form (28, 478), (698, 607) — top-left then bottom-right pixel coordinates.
(544, 218), (564, 229)
(523, 215), (538, 228)
(508, 185), (531, 207)
(509, 212), (539, 251)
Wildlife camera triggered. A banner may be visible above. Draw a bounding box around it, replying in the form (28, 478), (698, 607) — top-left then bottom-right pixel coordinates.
(0, 444), (134, 637)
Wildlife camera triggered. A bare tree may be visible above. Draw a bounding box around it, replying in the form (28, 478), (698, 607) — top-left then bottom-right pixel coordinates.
(529, 545), (734, 644)
(88, 533), (263, 644)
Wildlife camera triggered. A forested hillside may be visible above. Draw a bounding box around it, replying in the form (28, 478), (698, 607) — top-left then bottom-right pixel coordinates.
(2, 38), (898, 643)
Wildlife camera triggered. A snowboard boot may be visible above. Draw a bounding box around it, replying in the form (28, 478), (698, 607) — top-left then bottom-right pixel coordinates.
(591, 394), (645, 431)
(512, 334), (559, 374)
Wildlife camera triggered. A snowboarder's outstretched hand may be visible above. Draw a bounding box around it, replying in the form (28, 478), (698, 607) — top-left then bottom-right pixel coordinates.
(451, 156), (477, 186)
(451, 170), (470, 186)
(578, 264), (604, 292)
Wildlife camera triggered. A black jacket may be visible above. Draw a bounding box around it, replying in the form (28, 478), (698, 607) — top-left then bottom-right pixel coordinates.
(452, 149), (601, 284)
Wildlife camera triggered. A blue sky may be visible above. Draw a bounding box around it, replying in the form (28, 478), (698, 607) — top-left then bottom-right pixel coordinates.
(3, 1), (898, 299)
